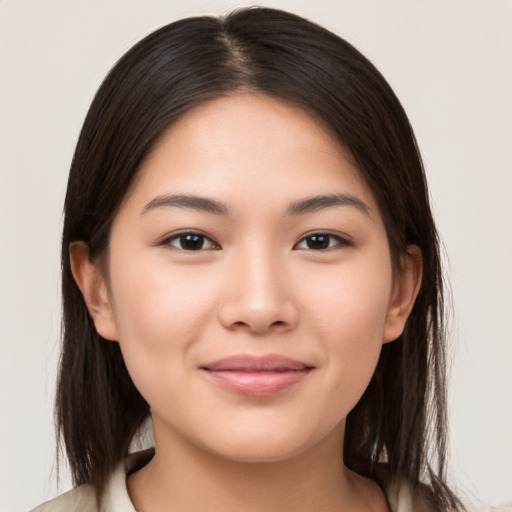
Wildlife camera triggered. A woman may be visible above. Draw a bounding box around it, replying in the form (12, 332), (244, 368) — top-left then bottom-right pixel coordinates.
(33, 7), (463, 511)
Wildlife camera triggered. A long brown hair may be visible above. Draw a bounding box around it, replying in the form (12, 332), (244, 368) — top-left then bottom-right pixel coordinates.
(58, 7), (461, 510)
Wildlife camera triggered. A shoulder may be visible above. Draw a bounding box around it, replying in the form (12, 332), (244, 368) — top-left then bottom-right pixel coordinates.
(30, 449), (153, 512)
(30, 484), (97, 512)
(384, 478), (433, 512)
(383, 475), (512, 512)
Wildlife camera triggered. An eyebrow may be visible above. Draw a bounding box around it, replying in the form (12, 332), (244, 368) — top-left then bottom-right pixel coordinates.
(141, 193), (370, 217)
(285, 194), (370, 216)
(141, 194), (230, 215)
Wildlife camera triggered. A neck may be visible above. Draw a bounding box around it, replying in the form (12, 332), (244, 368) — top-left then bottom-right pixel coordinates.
(127, 419), (388, 512)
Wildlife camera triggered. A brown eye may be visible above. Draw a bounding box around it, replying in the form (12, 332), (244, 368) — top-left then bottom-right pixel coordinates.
(295, 233), (350, 250)
(166, 232), (218, 251)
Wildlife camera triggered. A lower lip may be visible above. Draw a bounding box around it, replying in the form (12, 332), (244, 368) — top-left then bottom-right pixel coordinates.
(203, 370), (310, 397)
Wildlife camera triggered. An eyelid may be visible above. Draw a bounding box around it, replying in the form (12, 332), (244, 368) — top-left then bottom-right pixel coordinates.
(160, 229), (220, 250)
(157, 229), (351, 252)
(293, 231), (352, 250)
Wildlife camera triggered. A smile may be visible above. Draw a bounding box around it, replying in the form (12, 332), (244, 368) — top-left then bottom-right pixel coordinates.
(200, 354), (314, 397)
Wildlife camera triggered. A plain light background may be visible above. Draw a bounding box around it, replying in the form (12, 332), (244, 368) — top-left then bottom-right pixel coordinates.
(1, 1), (511, 510)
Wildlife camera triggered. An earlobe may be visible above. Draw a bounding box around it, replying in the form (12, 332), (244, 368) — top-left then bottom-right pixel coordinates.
(383, 245), (423, 343)
(69, 241), (119, 341)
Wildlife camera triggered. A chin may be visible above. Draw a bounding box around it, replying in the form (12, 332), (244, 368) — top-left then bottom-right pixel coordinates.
(204, 437), (311, 464)
(191, 418), (342, 465)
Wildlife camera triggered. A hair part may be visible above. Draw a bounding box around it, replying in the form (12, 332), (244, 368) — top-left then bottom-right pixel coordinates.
(57, 7), (461, 510)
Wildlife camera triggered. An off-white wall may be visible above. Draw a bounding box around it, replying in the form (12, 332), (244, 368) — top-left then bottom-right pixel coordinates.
(1, 1), (510, 510)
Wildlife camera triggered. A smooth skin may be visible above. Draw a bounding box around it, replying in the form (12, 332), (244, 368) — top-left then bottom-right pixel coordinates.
(70, 94), (422, 512)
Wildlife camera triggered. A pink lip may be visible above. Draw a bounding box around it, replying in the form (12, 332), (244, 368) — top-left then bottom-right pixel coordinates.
(200, 355), (314, 397)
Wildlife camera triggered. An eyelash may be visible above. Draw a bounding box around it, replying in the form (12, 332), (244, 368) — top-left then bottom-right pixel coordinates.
(162, 231), (220, 251)
(294, 233), (351, 251)
(161, 231), (351, 252)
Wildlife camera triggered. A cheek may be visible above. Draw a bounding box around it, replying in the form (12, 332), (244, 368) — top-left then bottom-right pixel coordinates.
(302, 257), (392, 402)
(106, 255), (222, 396)
(305, 254), (393, 339)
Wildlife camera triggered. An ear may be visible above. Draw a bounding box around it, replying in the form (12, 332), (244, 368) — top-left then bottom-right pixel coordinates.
(383, 245), (423, 343)
(69, 241), (119, 341)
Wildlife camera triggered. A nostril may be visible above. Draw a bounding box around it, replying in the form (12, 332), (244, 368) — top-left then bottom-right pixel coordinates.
(230, 319), (287, 331)
(218, 299), (299, 333)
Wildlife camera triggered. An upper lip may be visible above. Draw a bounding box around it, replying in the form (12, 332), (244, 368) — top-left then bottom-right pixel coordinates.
(200, 354), (314, 372)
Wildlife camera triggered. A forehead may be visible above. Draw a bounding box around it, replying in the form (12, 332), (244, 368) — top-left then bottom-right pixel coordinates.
(123, 93), (378, 216)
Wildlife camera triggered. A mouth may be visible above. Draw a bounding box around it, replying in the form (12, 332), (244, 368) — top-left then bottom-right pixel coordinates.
(200, 354), (314, 397)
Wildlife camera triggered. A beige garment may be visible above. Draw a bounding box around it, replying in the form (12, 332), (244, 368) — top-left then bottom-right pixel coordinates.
(30, 449), (504, 512)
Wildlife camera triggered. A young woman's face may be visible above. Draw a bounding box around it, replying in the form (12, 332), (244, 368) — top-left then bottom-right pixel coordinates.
(89, 94), (414, 462)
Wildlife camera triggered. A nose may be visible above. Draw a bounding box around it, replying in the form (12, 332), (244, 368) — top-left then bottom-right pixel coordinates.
(217, 250), (299, 335)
